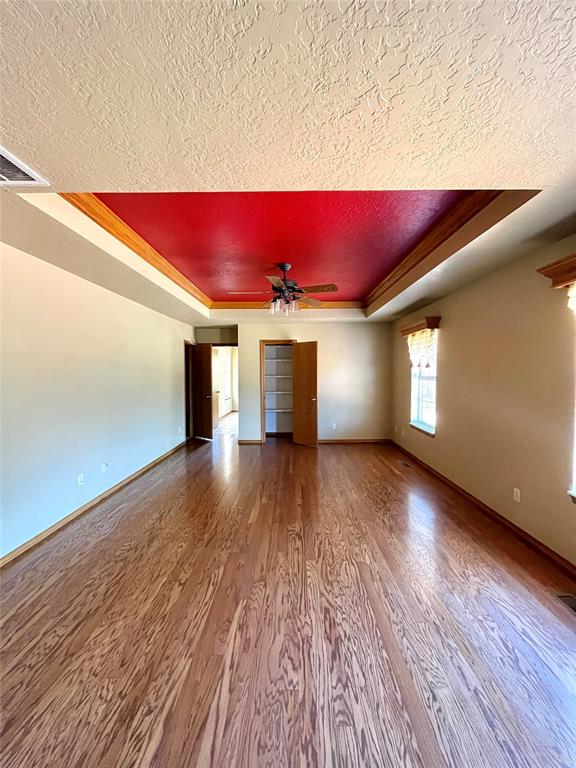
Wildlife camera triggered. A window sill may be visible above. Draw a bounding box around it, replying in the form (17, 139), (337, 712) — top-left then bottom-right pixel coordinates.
(568, 490), (576, 504)
(409, 422), (436, 438)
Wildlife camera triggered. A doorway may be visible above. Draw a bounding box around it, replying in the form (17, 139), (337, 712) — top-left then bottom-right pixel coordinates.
(260, 339), (318, 447)
(211, 346), (238, 435)
(185, 343), (239, 440)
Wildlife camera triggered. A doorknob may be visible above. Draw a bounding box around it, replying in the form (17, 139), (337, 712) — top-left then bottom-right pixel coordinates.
(206, 395), (212, 398)
(312, 397), (317, 402)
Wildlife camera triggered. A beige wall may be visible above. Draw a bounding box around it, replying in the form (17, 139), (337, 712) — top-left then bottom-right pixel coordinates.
(238, 322), (392, 441)
(392, 236), (576, 565)
(1, 243), (193, 558)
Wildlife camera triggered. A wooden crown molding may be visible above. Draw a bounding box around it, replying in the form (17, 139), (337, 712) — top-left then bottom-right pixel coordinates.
(365, 191), (503, 308)
(211, 301), (268, 310)
(365, 190), (507, 309)
(310, 301), (363, 310)
(400, 315), (441, 336)
(210, 300), (363, 310)
(537, 253), (576, 289)
(60, 193), (213, 308)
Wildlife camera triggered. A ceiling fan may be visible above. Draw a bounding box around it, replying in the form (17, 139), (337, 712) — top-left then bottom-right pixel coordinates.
(227, 263), (338, 314)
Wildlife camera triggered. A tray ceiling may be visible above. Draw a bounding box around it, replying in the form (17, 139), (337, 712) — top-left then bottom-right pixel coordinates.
(95, 190), (468, 302)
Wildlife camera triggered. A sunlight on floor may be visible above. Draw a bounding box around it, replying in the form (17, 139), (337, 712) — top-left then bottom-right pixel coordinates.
(213, 411), (238, 436)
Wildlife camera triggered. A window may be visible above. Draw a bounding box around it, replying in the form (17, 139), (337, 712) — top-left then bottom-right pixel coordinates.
(406, 325), (439, 435)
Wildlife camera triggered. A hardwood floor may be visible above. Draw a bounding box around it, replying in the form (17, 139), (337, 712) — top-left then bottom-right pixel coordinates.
(1, 434), (575, 768)
(213, 410), (239, 436)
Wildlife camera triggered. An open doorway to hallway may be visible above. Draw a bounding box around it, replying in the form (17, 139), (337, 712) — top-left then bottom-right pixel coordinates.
(212, 345), (238, 437)
(184, 328), (239, 443)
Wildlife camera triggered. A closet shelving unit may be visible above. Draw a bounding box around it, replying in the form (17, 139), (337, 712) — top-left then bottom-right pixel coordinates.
(264, 344), (293, 435)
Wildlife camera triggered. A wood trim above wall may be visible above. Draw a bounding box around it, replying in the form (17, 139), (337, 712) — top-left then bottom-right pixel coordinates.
(364, 191), (503, 307)
(60, 193), (212, 307)
(365, 191), (539, 316)
(306, 301), (363, 310)
(392, 442), (576, 580)
(537, 253), (576, 288)
(210, 301), (363, 310)
(211, 302), (267, 310)
(400, 315), (441, 336)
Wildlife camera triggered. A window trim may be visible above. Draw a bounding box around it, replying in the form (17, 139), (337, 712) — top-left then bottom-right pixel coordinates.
(400, 315), (441, 336)
(410, 421), (436, 437)
(405, 319), (440, 437)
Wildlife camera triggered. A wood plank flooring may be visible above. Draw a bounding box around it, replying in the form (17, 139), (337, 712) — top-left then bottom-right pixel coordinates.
(1, 430), (575, 768)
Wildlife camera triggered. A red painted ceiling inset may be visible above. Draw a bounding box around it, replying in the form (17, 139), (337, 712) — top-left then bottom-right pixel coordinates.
(95, 191), (469, 301)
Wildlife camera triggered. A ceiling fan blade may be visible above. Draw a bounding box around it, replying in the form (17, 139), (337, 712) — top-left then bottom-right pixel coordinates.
(266, 275), (284, 289)
(227, 290), (271, 294)
(299, 295), (322, 307)
(299, 284), (338, 293)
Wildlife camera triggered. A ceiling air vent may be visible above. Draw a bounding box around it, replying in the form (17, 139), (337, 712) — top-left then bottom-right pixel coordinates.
(0, 146), (48, 186)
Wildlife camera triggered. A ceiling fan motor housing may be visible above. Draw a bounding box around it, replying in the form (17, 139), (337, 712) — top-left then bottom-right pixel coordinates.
(272, 263), (301, 298)
(274, 281), (300, 297)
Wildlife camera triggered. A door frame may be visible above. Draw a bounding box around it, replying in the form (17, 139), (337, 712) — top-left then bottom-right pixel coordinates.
(186, 342), (239, 440)
(260, 339), (296, 444)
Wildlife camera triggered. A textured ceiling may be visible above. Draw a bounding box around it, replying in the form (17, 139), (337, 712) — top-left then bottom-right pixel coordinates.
(1, 0), (574, 192)
(96, 190), (466, 300)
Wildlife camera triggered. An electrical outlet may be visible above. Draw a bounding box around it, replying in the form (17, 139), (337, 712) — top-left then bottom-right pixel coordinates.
(100, 463), (108, 474)
(331, 422), (337, 431)
(77, 473), (84, 487)
(513, 488), (521, 503)
(401, 428), (405, 437)
(177, 425), (182, 434)
(394, 425), (398, 433)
